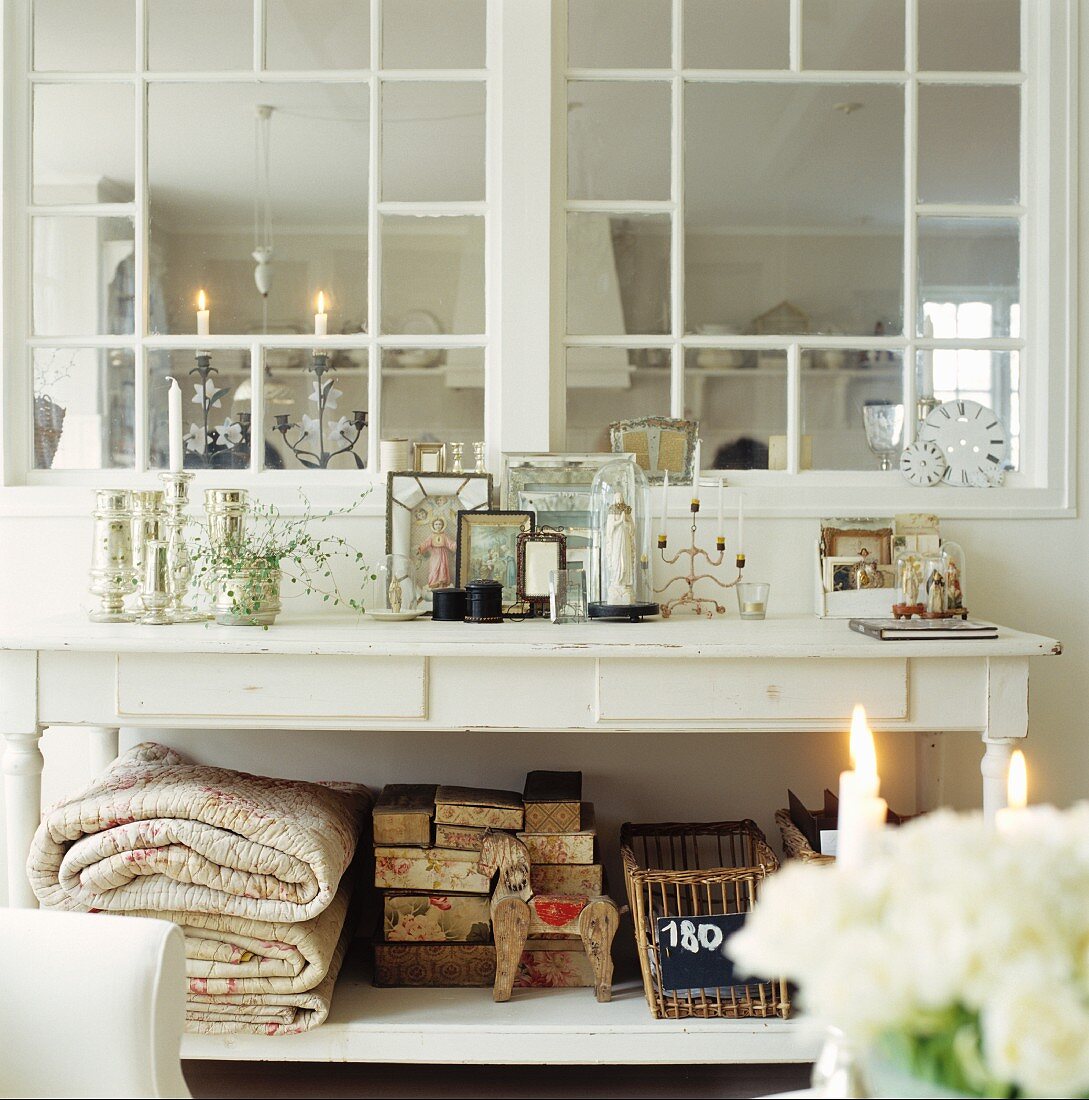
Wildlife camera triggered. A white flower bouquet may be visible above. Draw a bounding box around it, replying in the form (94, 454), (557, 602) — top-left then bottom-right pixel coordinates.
(728, 807), (1089, 1098)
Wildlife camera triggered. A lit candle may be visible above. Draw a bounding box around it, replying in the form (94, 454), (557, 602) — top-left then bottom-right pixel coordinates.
(167, 376), (183, 473)
(659, 470), (669, 538)
(995, 750), (1028, 835)
(836, 705), (888, 869)
(737, 491), (745, 557)
(196, 289), (210, 337)
(922, 316), (935, 398)
(314, 290), (328, 337)
(717, 476), (724, 532)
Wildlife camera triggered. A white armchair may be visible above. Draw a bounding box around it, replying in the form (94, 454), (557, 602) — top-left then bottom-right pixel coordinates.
(0, 909), (190, 1099)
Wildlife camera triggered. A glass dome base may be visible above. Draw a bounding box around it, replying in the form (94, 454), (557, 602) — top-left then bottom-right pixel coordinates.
(587, 601), (660, 623)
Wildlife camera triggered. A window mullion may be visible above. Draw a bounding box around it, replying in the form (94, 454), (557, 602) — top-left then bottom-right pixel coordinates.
(789, 0), (802, 72)
(669, 0), (684, 424)
(786, 342), (800, 474)
(253, 0), (266, 74)
(366, 0), (381, 473)
(903, 0), (919, 441)
(133, 0), (148, 473)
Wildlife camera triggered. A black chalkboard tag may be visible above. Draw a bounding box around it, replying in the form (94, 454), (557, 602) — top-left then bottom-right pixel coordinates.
(656, 913), (761, 993)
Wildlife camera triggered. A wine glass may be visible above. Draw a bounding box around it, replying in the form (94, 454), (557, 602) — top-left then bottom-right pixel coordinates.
(862, 401), (905, 470)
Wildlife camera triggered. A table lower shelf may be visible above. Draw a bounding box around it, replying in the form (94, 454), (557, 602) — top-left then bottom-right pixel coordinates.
(181, 945), (816, 1065)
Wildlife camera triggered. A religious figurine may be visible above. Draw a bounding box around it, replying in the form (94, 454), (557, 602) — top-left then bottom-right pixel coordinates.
(604, 494), (636, 605)
(901, 555), (922, 606)
(853, 547), (882, 590)
(926, 567), (946, 614)
(417, 516), (457, 590)
(387, 572), (405, 613)
(946, 559), (963, 610)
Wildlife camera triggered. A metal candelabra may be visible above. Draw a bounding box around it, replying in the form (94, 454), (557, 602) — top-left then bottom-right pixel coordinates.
(186, 353), (251, 469)
(655, 498), (745, 618)
(273, 352), (368, 469)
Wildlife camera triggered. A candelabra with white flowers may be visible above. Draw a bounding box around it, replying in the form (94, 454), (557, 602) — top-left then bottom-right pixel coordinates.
(272, 352), (368, 469)
(184, 353), (251, 469)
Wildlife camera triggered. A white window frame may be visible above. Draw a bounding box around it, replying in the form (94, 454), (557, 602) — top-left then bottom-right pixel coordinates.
(0, 0), (1075, 520)
(556, 0), (1077, 518)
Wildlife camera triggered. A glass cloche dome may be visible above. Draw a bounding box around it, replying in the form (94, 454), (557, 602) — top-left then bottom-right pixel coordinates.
(587, 458), (659, 621)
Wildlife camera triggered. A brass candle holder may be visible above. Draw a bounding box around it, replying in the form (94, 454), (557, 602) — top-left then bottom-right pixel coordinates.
(655, 497), (745, 618)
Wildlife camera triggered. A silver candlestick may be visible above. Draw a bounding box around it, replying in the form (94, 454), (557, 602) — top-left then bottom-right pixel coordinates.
(130, 489), (166, 602)
(88, 489), (138, 622)
(161, 472), (207, 622)
(140, 539), (173, 625)
(449, 442), (464, 474)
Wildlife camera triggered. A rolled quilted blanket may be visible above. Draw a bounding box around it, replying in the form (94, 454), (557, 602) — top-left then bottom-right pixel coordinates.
(28, 742), (372, 923)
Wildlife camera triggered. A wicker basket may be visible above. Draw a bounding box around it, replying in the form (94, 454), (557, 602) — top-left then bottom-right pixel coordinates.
(620, 820), (790, 1020)
(775, 808), (836, 865)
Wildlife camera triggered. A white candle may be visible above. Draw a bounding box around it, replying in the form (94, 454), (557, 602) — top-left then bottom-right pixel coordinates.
(995, 750), (1028, 835)
(314, 290), (328, 337)
(737, 491), (745, 556)
(167, 376), (183, 473)
(659, 470), (669, 538)
(717, 476), (724, 532)
(836, 705), (888, 870)
(922, 316), (935, 397)
(196, 289), (210, 337)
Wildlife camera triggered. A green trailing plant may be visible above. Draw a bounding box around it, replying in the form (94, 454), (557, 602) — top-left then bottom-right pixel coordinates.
(191, 489), (375, 627)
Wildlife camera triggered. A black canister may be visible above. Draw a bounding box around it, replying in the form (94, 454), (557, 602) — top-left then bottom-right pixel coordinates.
(432, 587), (467, 622)
(465, 578), (503, 623)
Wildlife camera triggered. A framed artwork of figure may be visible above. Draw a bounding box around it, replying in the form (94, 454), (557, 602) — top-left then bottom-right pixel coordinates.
(386, 472), (493, 608)
(455, 509), (533, 608)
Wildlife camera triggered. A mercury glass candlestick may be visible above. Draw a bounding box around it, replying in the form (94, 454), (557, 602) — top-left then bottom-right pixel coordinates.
(450, 442), (464, 474)
(161, 471), (207, 622)
(139, 540), (173, 625)
(88, 489), (138, 622)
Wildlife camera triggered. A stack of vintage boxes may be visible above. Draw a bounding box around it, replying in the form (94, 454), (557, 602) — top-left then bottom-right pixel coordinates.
(372, 772), (606, 988)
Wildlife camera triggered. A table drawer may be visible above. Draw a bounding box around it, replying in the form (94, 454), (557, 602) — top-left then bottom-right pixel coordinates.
(117, 653), (427, 720)
(596, 657), (907, 723)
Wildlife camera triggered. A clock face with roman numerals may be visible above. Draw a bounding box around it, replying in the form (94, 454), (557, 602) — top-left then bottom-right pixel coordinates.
(918, 400), (1008, 487)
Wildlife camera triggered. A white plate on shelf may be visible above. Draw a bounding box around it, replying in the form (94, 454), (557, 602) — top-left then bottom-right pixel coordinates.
(367, 609), (428, 622)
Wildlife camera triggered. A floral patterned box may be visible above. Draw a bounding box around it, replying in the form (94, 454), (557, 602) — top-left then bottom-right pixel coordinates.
(383, 893), (491, 944)
(530, 863), (604, 895)
(518, 803), (596, 865)
(373, 941), (594, 988)
(374, 846), (491, 894)
(433, 823), (487, 852)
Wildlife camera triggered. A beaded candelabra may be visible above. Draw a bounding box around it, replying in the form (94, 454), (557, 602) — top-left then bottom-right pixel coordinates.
(655, 496), (745, 618)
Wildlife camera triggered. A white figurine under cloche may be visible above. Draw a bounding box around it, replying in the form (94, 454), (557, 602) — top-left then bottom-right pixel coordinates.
(587, 458), (660, 622)
(369, 553), (426, 621)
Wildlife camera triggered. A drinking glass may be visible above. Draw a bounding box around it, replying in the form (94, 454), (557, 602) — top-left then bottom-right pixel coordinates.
(549, 568), (587, 624)
(862, 401), (905, 470)
(736, 581), (770, 620)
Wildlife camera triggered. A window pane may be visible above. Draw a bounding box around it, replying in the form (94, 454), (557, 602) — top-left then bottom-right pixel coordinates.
(569, 0), (672, 68)
(32, 347), (134, 469)
(33, 84), (134, 204)
(149, 83), (368, 335)
(684, 0), (790, 69)
(148, 0), (252, 70)
(685, 349), (787, 470)
(917, 218), (1019, 336)
(266, 0), (371, 70)
(918, 86), (1019, 204)
(381, 216), (484, 335)
(919, 0), (1020, 72)
(567, 213), (670, 336)
(382, 0), (485, 68)
(382, 348), (483, 450)
(34, 0), (135, 71)
(802, 0), (905, 71)
(565, 348), (670, 451)
(917, 349), (1019, 470)
(568, 82), (671, 200)
(33, 216), (135, 336)
(381, 82), (485, 201)
(148, 348), (254, 470)
(801, 351), (904, 470)
(685, 84), (904, 335)
(265, 349), (368, 470)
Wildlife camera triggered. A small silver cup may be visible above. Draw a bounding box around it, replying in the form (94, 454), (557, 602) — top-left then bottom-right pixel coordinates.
(140, 539), (172, 625)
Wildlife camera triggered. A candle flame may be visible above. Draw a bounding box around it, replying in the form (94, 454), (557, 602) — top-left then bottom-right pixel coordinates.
(316, 291), (325, 314)
(849, 704), (877, 781)
(1007, 750), (1028, 811)
(197, 289), (206, 311)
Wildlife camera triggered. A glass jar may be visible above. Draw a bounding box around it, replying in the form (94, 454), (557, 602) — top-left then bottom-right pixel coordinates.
(587, 458), (659, 621)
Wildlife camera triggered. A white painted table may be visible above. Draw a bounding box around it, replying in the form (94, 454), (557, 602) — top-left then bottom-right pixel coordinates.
(0, 613), (1060, 1064)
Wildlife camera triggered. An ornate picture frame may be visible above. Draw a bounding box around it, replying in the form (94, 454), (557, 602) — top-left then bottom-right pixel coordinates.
(454, 509), (534, 607)
(386, 472), (493, 608)
(608, 417), (698, 485)
(516, 528), (567, 616)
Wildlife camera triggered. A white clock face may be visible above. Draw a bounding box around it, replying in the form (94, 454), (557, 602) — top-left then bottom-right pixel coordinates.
(900, 440), (947, 487)
(918, 400), (1008, 487)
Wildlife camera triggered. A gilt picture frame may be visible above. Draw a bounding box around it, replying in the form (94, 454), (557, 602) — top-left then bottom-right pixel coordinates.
(608, 417), (698, 485)
(454, 509), (534, 607)
(516, 528), (567, 616)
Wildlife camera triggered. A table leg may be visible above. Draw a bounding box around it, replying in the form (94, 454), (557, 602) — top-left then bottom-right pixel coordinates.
(981, 738), (1013, 825)
(982, 657), (1029, 828)
(3, 728), (44, 908)
(87, 726), (120, 776)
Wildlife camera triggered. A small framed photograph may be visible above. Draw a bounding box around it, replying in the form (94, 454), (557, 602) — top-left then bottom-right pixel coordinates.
(517, 529), (567, 616)
(455, 509), (534, 607)
(820, 519), (894, 565)
(386, 472), (493, 608)
(413, 442), (446, 473)
(823, 555), (864, 593)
